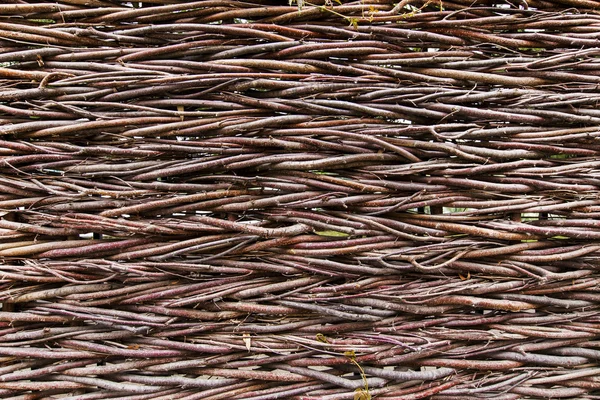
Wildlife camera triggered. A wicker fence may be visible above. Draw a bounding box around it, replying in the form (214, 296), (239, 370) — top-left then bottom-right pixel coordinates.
(1, 0), (600, 398)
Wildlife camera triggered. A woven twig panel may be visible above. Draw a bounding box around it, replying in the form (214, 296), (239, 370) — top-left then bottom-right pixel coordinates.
(1, 1), (600, 399)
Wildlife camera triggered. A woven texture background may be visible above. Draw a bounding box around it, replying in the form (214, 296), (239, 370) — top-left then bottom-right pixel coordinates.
(1, 0), (600, 399)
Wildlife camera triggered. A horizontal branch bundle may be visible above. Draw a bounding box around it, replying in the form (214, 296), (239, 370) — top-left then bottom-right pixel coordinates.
(0, 0), (599, 398)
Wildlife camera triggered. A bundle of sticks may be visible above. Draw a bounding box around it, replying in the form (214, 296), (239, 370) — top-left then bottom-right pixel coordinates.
(0, 1), (599, 398)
